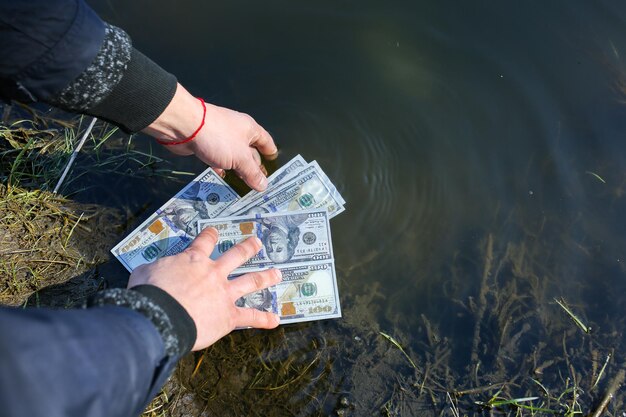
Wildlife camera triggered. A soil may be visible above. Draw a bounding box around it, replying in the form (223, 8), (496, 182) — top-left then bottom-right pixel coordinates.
(153, 286), (426, 417)
(0, 184), (123, 307)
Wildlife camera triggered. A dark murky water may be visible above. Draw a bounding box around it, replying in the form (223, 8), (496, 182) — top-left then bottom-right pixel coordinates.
(81, 1), (626, 415)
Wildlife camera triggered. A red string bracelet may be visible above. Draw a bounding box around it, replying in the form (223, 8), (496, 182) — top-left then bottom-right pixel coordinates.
(156, 97), (206, 146)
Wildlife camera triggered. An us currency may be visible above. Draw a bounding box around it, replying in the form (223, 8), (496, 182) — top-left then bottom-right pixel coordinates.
(111, 167), (239, 272)
(197, 209), (333, 273)
(225, 154), (308, 214)
(227, 162), (345, 218)
(231, 261), (341, 324)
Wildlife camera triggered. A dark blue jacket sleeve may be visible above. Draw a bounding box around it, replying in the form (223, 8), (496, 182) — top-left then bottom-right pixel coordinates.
(0, 0), (105, 102)
(0, 305), (176, 417)
(0, 0), (178, 132)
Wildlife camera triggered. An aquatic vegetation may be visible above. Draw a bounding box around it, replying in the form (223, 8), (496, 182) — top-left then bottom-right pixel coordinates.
(142, 206), (626, 417)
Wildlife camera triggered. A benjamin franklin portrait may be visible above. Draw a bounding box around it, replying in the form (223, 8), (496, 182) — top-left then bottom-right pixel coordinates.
(259, 214), (308, 263)
(162, 182), (217, 237)
(235, 288), (273, 312)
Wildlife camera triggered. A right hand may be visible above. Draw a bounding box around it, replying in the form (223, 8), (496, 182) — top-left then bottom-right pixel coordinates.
(127, 227), (282, 351)
(173, 102), (277, 190)
(143, 83), (278, 191)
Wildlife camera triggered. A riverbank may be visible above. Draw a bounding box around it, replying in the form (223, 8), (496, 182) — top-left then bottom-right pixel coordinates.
(0, 105), (125, 306)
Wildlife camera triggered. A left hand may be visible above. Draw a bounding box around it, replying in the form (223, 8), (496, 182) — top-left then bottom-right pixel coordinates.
(127, 227), (282, 350)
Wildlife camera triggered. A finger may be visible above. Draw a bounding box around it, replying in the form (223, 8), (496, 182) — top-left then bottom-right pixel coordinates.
(251, 125), (278, 159)
(235, 156), (268, 192)
(251, 149), (268, 176)
(235, 307), (280, 329)
(250, 148), (262, 166)
(186, 227), (219, 258)
(216, 235), (262, 273)
(213, 167), (226, 178)
(229, 269), (282, 300)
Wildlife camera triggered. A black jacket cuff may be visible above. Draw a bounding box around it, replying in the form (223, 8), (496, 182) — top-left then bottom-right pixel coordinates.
(86, 48), (177, 133)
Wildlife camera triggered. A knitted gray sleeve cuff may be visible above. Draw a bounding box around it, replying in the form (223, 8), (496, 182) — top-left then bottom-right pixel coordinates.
(86, 286), (196, 358)
(48, 23), (178, 133)
(50, 23), (131, 111)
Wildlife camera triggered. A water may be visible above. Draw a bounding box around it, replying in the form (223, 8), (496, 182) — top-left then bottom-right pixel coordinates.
(83, 1), (626, 415)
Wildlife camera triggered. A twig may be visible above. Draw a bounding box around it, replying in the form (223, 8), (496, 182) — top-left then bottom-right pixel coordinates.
(191, 354), (204, 379)
(592, 353), (612, 390)
(0, 249), (39, 255)
(554, 297), (591, 334)
(446, 392), (460, 417)
(590, 369), (625, 417)
(53, 117), (97, 193)
(28, 259), (74, 266)
(63, 212), (84, 249)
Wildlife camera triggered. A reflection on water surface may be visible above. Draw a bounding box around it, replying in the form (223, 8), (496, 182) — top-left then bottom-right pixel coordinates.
(86, 0), (626, 415)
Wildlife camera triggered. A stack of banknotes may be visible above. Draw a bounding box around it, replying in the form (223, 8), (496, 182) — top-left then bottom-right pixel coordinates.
(111, 155), (346, 324)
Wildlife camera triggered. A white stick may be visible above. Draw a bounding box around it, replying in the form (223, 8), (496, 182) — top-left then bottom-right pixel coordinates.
(53, 116), (97, 194)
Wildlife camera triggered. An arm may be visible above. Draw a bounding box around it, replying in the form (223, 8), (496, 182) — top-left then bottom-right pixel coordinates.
(0, 0), (276, 191)
(0, 305), (175, 417)
(0, 229), (281, 417)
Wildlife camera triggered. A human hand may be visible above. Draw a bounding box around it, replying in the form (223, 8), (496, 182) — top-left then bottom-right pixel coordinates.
(142, 83), (278, 191)
(127, 227), (282, 351)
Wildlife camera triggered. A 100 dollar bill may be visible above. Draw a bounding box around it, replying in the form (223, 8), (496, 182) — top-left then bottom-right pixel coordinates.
(197, 209), (333, 273)
(111, 167), (240, 272)
(226, 154), (308, 214)
(232, 261), (341, 324)
(228, 163), (345, 219)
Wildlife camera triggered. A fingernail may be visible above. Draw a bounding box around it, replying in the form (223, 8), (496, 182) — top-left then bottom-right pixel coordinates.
(258, 175), (268, 190)
(253, 236), (262, 246)
(203, 227), (218, 237)
(273, 314), (281, 325)
(260, 164), (268, 176)
(274, 269), (282, 281)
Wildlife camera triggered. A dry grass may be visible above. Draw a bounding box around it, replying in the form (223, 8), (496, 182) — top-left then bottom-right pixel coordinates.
(0, 183), (120, 306)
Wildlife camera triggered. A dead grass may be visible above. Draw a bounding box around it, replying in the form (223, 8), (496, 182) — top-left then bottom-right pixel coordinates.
(0, 182), (121, 306)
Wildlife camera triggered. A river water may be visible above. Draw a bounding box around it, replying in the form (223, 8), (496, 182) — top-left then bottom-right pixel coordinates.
(86, 1), (626, 415)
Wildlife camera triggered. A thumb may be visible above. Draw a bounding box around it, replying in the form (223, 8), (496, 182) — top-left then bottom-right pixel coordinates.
(235, 156), (268, 192)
